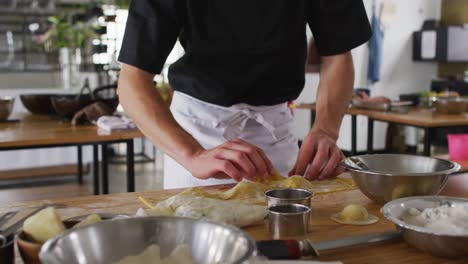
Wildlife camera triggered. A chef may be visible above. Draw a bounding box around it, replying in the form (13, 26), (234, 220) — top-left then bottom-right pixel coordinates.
(117, 0), (371, 189)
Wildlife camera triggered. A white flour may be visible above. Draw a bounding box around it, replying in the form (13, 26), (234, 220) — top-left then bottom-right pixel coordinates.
(401, 205), (468, 236)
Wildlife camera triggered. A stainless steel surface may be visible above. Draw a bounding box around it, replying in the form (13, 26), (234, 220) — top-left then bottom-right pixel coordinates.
(433, 97), (468, 114)
(265, 188), (312, 207)
(40, 216), (256, 264)
(348, 157), (370, 171)
(342, 154), (460, 203)
(268, 204), (310, 239)
(0, 96), (14, 121)
(382, 196), (468, 258)
(0, 212), (17, 230)
(312, 231), (401, 256)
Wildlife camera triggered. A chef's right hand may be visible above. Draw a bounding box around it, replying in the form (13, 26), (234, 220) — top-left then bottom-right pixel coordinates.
(185, 139), (274, 182)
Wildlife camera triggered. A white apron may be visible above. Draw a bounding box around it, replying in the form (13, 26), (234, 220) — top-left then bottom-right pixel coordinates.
(163, 91), (299, 189)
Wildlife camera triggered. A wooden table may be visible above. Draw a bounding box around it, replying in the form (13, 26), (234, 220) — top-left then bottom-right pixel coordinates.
(0, 113), (144, 194)
(294, 103), (468, 156)
(2, 174), (467, 264)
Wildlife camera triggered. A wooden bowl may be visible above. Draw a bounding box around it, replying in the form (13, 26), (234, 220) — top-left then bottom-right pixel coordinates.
(19, 94), (58, 115)
(93, 84), (119, 114)
(51, 94), (94, 120)
(16, 221), (78, 264)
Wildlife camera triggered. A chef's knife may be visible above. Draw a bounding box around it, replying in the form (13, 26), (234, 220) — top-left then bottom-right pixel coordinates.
(257, 231), (401, 259)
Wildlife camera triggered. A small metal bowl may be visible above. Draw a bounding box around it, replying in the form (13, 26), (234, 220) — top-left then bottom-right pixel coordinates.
(267, 204), (310, 239)
(265, 188), (312, 208)
(0, 96), (14, 121)
(382, 196), (468, 258)
(342, 154), (460, 204)
(40, 216), (256, 264)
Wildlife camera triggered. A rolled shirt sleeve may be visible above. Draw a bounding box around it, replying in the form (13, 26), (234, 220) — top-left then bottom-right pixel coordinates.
(307, 0), (372, 56)
(118, 0), (181, 74)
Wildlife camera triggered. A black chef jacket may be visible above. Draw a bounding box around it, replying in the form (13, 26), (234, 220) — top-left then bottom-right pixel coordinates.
(118, 0), (371, 107)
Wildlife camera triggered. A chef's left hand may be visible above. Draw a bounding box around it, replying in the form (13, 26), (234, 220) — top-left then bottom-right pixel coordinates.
(289, 130), (345, 180)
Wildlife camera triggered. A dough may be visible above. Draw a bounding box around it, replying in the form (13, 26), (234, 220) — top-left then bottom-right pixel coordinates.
(180, 175), (356, 205)
(137, 173), (357, 227)
(23, 207), (65, 243)
(114, 244), (194, 264)
(73, 214), (102, 228)
(114, 245), (162, 264)
(141, 194), (267, 227)
(331, 204), (378, 225)
(181, 181), (269, 205)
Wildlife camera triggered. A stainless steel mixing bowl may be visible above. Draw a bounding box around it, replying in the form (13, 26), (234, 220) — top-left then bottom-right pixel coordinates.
(0, 96), (14, 121)
(382, 196), (468, 258)
(342, 154), (460, 203)
(39, 216), (256, 264)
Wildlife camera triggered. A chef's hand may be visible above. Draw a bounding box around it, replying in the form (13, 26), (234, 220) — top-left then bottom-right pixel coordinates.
(186, 139), (274, 182)
(289, 130), (345, 180)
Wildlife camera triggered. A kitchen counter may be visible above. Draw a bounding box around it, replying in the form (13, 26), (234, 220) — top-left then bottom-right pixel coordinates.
(2, 174), (467, 264)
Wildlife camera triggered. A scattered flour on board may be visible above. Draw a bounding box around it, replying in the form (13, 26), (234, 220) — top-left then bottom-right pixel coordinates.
(401, 205), (468, 236)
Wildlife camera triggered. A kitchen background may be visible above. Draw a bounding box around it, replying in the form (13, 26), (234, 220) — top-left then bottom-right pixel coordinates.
(0, 0), (467, 201)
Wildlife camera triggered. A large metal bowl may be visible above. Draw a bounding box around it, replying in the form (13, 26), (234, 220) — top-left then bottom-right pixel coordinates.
(39, 216), (256, 264)
(0, 96), (14, 121)
(382, 196), (468, 258)
(342, 154), (460, 204)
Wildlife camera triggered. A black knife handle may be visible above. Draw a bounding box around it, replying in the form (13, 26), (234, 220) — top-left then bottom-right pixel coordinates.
(256, 240), (301, 259)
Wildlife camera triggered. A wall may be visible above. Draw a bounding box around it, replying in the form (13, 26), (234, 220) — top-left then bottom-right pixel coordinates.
(293, 0), (441, 152)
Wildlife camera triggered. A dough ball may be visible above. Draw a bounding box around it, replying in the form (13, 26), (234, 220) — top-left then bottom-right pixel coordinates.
(331, 204), (378, 225)
(339, 204), (369, 222)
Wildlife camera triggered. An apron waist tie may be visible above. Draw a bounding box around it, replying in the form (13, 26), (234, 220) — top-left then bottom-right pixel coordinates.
(219, 109), (278, 141)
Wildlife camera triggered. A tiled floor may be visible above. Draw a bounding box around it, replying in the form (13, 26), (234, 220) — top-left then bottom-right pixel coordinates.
(0, 160), (164, 205)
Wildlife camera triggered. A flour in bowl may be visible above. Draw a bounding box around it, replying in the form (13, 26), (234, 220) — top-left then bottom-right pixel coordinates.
(401, 204), (468, 236)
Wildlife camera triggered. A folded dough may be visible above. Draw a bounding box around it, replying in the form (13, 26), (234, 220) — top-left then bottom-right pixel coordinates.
(138, 194), (267, 227)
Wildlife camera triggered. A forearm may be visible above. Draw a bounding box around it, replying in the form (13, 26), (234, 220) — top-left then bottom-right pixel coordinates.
(118, 64), (203, 167)
(313, 52), (354, 140)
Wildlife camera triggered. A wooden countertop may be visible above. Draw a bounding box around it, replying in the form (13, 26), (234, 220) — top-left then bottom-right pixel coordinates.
(0, 113), (144, 149)
(295, 103), (468, 128)
(2, 175), (467, 264)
